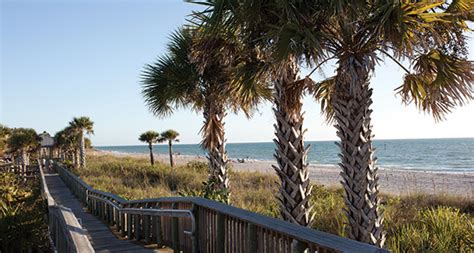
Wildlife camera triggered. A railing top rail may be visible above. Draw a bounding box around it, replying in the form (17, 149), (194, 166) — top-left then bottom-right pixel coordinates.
(38, 161), (56, 206)
(58, 163), (388, 253)
(40, 161), (94, 253)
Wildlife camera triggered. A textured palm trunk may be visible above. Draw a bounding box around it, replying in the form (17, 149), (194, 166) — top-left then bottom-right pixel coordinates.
(332, 54), (385, 247)
(202, 99), (229, 201)
(168, 140), (174, 167)
(20, 150), (27, 166)
(74, 148), (80, 167)
(79, 131), (86, 168)
(272, 58), (312, 226)
(148, 143), (154, 165)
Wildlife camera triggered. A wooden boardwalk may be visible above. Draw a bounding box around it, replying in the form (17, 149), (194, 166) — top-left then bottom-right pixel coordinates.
(44, 171), (160, 252)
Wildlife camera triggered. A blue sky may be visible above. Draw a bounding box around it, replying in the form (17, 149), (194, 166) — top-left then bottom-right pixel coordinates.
(2, 0), (474, 146)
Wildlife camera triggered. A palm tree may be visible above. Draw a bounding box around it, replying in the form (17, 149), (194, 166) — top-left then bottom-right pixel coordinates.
(141, 28), (269, 203)
(139, 131), (160, 166)
(69, 117), (94, 168)
(7, 128), (40, 167)
(54, 126), (78, 163)
(160, 130), (179, 167)
(191, 0), (325, 226)
(0, 124), (11, 157)
(309, 1), (474, 247)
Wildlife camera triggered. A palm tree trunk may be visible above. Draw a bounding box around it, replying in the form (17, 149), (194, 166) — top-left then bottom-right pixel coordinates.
(332, 54), (385, 247)
(148, 143), (154, 165)
(202, 99), (229, 201)
(79, 131), (86, 167)
(272, 58), (312, 226)
(168, 140), (174, 167)
(20, 150), (27, 167)
(75, 148), (80, 167)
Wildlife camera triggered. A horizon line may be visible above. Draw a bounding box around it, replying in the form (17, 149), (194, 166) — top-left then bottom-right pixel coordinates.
(95, 136), (474, 147)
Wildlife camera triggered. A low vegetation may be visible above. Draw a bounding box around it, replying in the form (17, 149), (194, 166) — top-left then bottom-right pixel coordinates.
(71, 154), (473, 253)
(0, 171), (51, 252)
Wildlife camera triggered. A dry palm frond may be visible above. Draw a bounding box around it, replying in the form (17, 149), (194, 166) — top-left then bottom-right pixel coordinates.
(396, 50), (474, 121)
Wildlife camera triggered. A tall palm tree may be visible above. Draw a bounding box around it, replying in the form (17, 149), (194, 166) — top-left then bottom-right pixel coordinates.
(69, 117), (94, 168)
(310, 1), (474, 247)
(160, 130), (179, 167)
(139, 131), (160, 166)
(7, 128), (40, 167)
(141, 28), (269, 203)
(191, 0), (326, 226)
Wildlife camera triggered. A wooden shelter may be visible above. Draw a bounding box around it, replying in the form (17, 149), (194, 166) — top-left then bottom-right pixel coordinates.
(39, 131), (54, 158)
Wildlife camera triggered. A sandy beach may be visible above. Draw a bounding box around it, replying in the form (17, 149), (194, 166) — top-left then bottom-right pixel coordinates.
(91, 150), (474, 198)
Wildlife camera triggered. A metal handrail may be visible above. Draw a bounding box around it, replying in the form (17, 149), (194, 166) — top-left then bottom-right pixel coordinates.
(87, 194), (196, 235)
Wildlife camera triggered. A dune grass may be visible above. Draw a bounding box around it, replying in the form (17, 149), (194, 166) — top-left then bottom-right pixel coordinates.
(70, 154), (473, 252)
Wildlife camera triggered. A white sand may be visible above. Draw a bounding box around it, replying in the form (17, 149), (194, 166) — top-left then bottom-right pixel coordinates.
(91, 150), (474, 198)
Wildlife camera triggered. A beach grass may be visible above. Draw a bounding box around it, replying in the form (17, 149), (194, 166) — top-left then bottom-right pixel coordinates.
(70, 154), (473, 253)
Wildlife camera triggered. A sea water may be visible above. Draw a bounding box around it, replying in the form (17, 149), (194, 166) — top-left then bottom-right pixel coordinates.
(97, 138), (474, 172)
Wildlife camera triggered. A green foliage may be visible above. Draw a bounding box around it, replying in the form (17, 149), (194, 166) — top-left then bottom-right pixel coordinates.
(85, 137), (92, 149)
(160, 129), (179, 142)
(310, 185), (347, 236)
(387, 207), (473, 253)
(69, 116), (94, 135)
(179, 176), (230, 204)
(0, 124), (11, 155)
(7, 128), (40, 153)
(0, 172), (51, 252)
(138, 131), (160, 144)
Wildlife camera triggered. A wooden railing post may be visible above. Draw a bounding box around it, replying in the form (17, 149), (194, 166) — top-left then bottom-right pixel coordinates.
(171, 202), (180, 251)
(292, 239), (307, 253)
(120, 210), (126, 237)
(127, 212), (133, 239)
(191, 204), (199, 253)
(144, 203), (151, 244)
(247, 223), (257, 253)
(216, 213), (225, 253)
(153, 203), (163, 247)
(135, 205), (142, 241)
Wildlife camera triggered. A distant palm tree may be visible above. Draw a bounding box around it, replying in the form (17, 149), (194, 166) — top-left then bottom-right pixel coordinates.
(139, 131), (160, 166)
(160, 130), (179, 167)
(69, 117), (94, 168)
(54, 126), (79, 163)
(7, 128), (40, 167)
(0, 124), (11, 157)
(141, 28), (269, 202)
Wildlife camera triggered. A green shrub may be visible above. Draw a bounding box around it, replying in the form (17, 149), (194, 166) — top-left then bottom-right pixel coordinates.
(387, 207), (473, 253)
(0, 172), (51, 252)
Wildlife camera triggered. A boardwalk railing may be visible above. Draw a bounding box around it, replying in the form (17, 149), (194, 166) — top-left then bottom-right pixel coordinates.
(55, 162), (389, 253)
(38, 161), (94, 253)
(0, 163), (39, 180)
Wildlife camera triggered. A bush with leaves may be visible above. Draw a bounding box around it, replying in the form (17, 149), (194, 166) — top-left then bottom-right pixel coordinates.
(387, 207), (473, 253)
(0, 172), (51, 252)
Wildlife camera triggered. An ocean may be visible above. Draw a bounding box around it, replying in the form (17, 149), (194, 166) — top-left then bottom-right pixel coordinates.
(96, 138), (474, 173)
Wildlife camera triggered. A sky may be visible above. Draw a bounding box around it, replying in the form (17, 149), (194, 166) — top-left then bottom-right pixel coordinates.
(1, 0), (474, 146)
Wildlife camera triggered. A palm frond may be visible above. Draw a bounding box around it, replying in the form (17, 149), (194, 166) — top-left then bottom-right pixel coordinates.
(396, 50), (474, 121)
(141, 29), (203, 117)
(310, 76), (336, 123)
